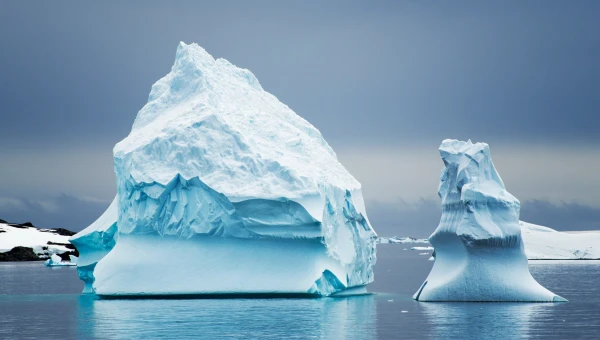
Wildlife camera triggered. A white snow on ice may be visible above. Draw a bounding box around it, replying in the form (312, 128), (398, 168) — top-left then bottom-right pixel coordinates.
(521, 222), (600, 260)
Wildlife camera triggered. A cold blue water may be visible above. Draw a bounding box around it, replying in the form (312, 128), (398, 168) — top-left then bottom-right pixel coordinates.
(0, 246), (598, 339)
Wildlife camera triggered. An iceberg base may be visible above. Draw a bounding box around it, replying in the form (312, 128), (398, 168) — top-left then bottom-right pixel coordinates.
(414, 234), (566, 302)
(93, 234), (362, 297)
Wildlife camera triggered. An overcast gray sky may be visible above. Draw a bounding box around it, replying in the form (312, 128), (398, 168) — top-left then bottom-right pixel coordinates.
(1, 1), (599, 236)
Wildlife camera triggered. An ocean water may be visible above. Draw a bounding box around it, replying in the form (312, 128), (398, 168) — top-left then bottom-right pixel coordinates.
(0, 246), (598, 339)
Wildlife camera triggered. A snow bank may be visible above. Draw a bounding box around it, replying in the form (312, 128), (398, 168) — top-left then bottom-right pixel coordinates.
(414, 140), (565, 302)
(73, 42), (377, 297)
(380, 221), (600, 261)
(0, 222), (72, 258)
(521, 222), (600, 260)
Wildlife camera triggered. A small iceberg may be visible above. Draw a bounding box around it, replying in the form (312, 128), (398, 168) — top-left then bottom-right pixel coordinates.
(411, 246), (434, 251)
(414, 139), (566, 302)
(44, 254), (77, 267)
(379, 236), (430, 244)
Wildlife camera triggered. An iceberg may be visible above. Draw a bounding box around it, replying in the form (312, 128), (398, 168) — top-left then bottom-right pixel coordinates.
(44, 254), (76, 267)
(71, 42), (377, 297)
(414, 139), (565, 302)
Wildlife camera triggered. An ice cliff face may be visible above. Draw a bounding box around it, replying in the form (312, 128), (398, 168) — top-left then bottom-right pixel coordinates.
(69, 198), (117, 293)
(72, 42), (377, 296)
(414, 139), (565, 302)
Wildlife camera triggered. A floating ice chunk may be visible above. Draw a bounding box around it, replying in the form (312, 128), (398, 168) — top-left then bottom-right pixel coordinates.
(309, 270), (347, 296)
(411, 246), (434, 251)
(44, 254), (76, 267)
(379, 236), (430, 244)
(72, 42), (377, 297)
(414, 139), (566, 302)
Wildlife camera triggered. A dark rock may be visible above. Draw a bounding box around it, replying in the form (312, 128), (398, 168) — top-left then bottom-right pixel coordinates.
(5, 221), (36, 229)
(0, 219), (7, 224)
(57, 250), (79, 261)
(8, 222), (33, 229)
(48, 228), (76, 236)
(0, 247), (41, 261)
(47, 242), (79, 256)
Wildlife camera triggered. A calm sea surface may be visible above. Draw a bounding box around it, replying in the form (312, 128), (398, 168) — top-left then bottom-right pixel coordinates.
(0, 246), (598, 339)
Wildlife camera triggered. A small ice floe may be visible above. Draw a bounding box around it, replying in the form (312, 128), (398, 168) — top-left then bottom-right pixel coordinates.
(388, 299), (393, 302)
(411, 246), (434, 251)
(401, 311), (408, 313)
(386, 237), (430, 244)
(44, 254), (77, 267)
(428, 256), (435, 261)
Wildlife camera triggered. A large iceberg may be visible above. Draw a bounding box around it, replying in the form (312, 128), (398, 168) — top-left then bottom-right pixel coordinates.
(71, 42), (377, 296)
(414, 139), (565, 302)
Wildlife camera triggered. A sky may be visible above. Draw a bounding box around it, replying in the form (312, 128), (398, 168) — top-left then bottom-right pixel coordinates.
(1, 1), (599, 237)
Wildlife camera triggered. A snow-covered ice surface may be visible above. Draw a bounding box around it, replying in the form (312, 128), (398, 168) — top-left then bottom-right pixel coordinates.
(44, 254), (77, 267)
(414, 139), (565, 302)
(521, 222), (600, 260)
(72, 42), (377, 297)
(0, 223), (71, 258)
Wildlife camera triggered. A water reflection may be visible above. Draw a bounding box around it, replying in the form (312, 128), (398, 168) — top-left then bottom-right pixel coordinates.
(77, 295), (376, 339)
(419, 301), (554, 340)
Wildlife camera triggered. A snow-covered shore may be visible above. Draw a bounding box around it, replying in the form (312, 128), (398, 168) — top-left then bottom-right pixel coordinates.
(380, 222), (600, 260)
(520, 222), (600, 260)
(0, 221), (76, 260)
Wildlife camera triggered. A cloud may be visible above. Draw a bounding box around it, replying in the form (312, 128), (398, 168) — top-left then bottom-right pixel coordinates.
(0, 194), (110, 232)
(337, 145), (600, 207)
(520, 200), (600, 231)
(366, 198), (441, 238)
